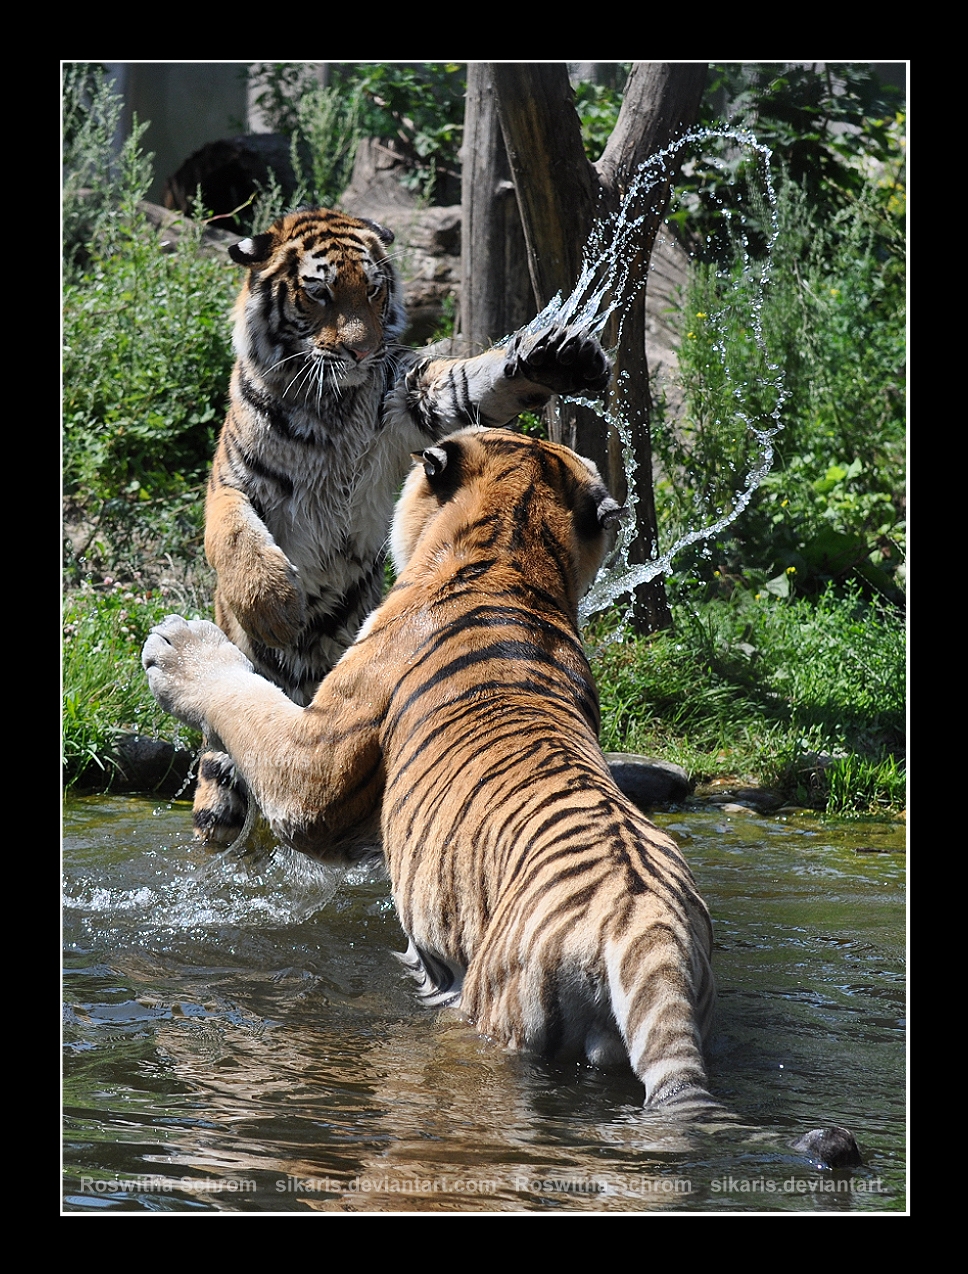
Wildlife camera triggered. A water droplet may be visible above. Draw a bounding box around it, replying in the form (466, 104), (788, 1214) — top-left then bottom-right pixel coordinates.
(529, 126), (789, 627)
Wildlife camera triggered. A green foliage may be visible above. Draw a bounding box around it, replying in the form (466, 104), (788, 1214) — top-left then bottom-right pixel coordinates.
(62, 63), (152, 279)
(247, 62), (325, 136)
(675, 62), (905, 262)
(62, 66), (238, 583)
(350, 62), (465, 199)
(247, 64), (365, 223)
(250, 62), (465, 204)
(592, 584), (905, 815)
(573, 74), (629, 161)
(653, 168), (905, 601)
(62, 229), (235, 504)
(63, 578), (204, 789)
(706, 63), (903, 205)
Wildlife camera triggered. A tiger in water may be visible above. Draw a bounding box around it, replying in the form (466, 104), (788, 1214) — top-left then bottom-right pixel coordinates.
(147, 428), (715, 1110)
(145, 427), (865, 1161)
(195, 205), (611, 845)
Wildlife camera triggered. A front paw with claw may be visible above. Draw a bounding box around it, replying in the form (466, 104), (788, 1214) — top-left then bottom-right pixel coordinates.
(142, 615), (253, 731)
(220, 545), (306, 650)
(504, 324), (611, 398)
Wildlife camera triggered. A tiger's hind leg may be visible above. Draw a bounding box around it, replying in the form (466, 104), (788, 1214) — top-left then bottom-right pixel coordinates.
(192, 749), (248, 847)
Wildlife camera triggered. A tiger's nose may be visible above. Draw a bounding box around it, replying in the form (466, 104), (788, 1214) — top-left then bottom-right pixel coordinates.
(345, 343), (374, 362)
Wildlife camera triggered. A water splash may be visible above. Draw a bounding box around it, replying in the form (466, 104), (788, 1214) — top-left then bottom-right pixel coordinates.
(528, 128), (786, 626)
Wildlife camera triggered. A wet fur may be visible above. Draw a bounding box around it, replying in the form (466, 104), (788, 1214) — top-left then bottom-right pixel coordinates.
(195, 207), (611, 845)
(146, 429), (715, 1109)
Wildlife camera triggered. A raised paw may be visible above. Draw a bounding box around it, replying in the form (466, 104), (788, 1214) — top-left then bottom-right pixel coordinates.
(142, 615), (253, 730)
(504, 324), (612, 398)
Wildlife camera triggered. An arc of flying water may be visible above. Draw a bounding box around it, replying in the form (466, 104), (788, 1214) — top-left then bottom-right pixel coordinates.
(518, 127), (786, 627)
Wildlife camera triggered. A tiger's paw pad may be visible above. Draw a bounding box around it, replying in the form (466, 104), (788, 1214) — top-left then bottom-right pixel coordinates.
(192, 751), (248, 846)
(504, 324), (611, 397)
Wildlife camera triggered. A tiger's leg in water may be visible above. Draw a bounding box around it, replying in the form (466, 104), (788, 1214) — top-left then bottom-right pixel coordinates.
(193, 480), (308, 847)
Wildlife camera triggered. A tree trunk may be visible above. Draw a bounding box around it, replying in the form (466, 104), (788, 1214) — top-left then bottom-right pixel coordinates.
(488, 61), (707, 633)
(488, 63), (612, 482)
(459, 64), (532, 352)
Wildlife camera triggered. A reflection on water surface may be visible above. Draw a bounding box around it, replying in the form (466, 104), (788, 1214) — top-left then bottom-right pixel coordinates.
(63, 795), (906, 1213)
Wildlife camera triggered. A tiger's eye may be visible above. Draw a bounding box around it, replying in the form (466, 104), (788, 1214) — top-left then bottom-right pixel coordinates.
(303, 280), (333, 305)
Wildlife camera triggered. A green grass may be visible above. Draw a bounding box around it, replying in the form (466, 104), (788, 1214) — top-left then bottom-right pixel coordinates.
(589, 584), (905, 816)
(63, 577), (906, 817)
(62, 578), (206, 788)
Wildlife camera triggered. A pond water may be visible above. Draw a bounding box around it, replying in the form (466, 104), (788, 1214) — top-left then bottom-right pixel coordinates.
(63, 794), (906, 1214)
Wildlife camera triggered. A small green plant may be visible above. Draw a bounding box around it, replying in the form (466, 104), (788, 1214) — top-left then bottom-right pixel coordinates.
(63, 578), (205, 789)
(63, 62), (148, 279)
(824, 753), (906, 818)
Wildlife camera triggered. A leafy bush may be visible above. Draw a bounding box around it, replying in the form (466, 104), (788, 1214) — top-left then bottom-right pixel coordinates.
(249, 62), (465, 205)
(246, 64), (366, 225)
(653, 165), (905, 602)
(674, 62), (905, 262)
(62, 66), (238, 583)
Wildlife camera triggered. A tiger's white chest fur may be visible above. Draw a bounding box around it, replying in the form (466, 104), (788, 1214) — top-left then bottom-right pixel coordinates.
(244, 379), (411, 578)
(224, 358), (430, 702)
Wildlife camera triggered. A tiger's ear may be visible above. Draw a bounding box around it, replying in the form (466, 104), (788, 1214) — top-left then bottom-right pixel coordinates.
(360, 217), (395, 246)
(598, 496), (627, 530)
(416, 446), (449, 480)
(411, 442), (463, 500)
(229, 234), (274, 267)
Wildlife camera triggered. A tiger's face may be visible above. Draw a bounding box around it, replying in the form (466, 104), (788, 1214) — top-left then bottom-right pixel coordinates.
(229, 208), (406, 392)
(390, 427), (624, 609)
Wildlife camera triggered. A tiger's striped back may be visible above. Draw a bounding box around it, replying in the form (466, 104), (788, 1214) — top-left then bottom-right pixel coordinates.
(378, 428), (716, 1109)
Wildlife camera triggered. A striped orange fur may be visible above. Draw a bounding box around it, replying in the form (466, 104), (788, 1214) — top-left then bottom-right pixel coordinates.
(145, 428), (715, 1109)
(194, 207), (610, 845)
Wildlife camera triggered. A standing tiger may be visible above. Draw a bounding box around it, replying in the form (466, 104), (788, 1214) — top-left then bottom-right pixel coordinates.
(195, 206), (611, 845)
(144, 428), (717, 1111)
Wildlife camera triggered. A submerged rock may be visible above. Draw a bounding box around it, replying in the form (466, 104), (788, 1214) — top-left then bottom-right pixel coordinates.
(791, 1126), (863, 1170)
